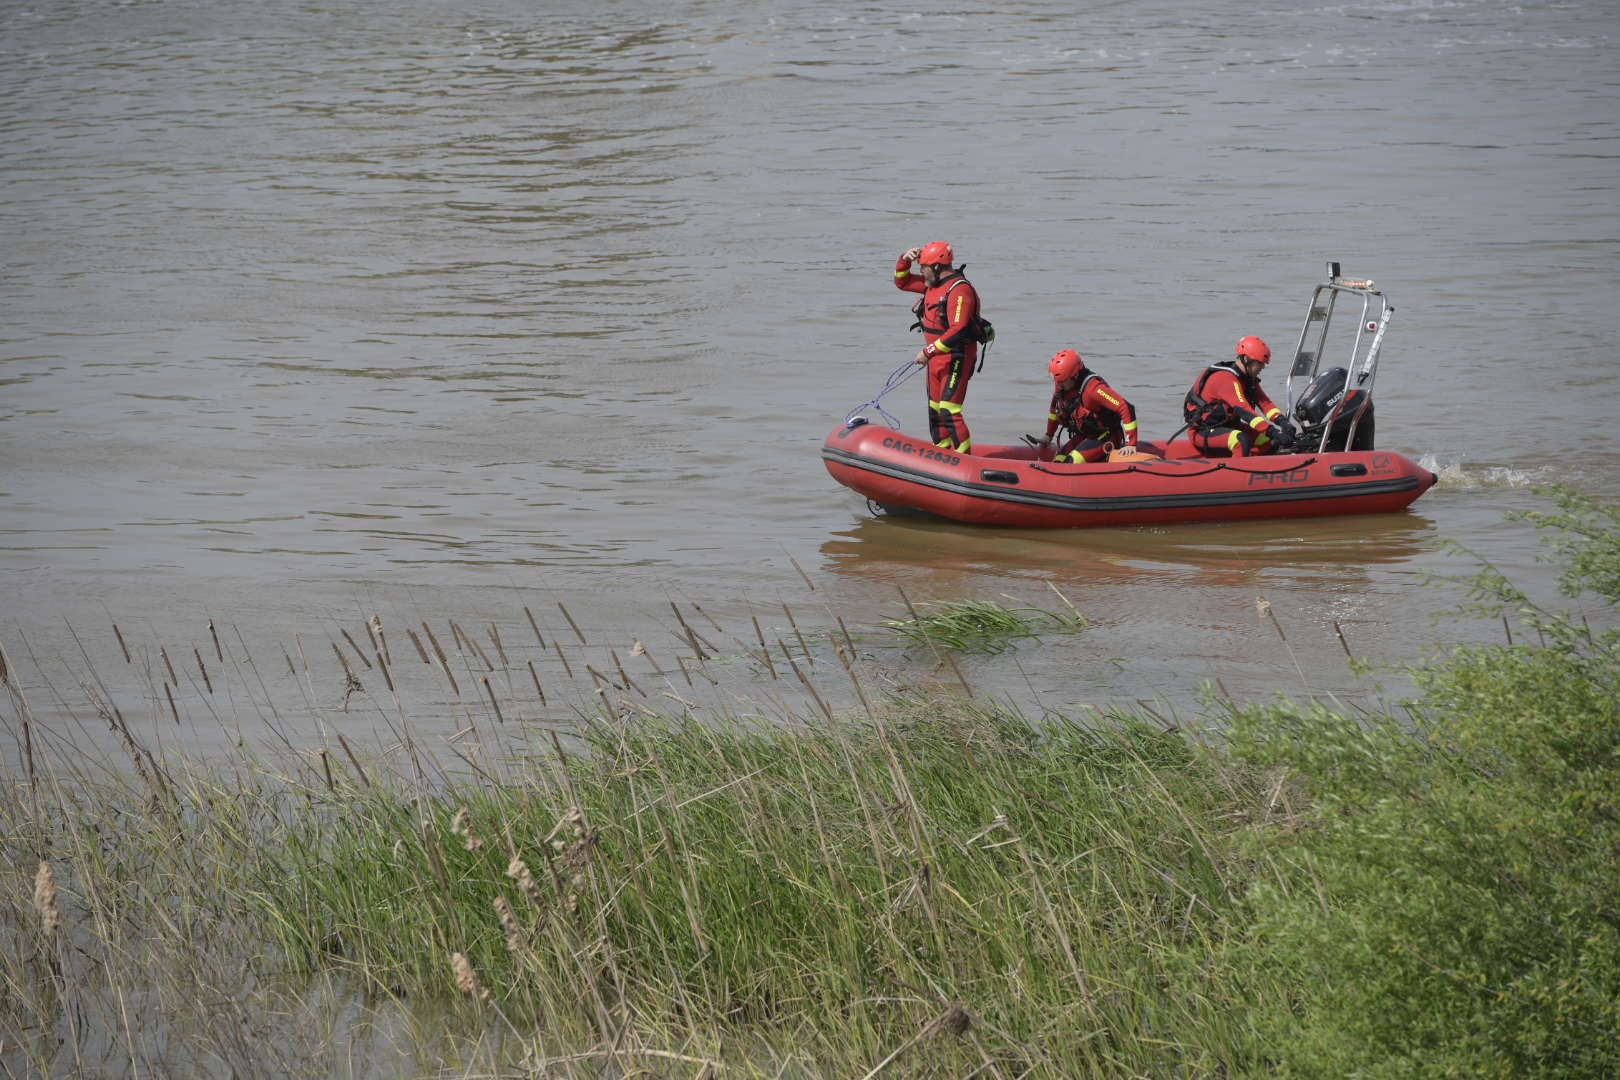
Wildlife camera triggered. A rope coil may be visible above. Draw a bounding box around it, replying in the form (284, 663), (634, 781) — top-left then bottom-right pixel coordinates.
(844, 359), (921, 429)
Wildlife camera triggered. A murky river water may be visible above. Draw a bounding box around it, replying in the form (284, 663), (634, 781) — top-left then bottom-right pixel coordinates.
(3, 0), (1618, 756)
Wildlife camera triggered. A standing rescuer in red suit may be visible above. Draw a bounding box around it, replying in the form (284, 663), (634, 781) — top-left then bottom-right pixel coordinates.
(1037, 349), (1139, 463)
(894, 240), (988, 453)
(1182, 335), (1299, 456)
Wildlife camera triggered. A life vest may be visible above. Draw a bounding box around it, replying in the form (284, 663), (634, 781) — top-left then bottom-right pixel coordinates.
(908, 271), (994, 345)
(1183, 360), (1258, 429)
(1059, 371), (1124, 444)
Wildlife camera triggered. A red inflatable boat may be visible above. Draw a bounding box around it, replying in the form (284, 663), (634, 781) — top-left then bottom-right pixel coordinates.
(824, 264), (1438, 529)
(822, 424), (1435, 528)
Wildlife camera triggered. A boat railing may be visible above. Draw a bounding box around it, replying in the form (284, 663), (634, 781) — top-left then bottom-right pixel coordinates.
(1284, 261), (1393, 453)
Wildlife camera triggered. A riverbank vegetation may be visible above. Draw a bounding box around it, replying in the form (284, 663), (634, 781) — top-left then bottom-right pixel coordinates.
(3, 488), (1616, 1077)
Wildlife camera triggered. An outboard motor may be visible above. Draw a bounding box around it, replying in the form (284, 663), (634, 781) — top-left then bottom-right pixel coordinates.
(1293, 366), (1376, 451)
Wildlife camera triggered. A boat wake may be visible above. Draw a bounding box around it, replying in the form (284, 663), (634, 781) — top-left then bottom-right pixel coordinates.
(1420, 455), (1552, 490)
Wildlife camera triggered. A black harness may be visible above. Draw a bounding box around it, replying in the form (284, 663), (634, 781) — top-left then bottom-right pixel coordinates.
(908, 269), (994, 347)
(1184, 360), (1261, 429)
(1058, 371), (1124, 445)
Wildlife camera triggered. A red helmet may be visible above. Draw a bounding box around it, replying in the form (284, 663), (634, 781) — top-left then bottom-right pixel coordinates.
(1048, 348), (1086, 382)
(1235, 336), (1271, 364)
(917, 240), (954, 267)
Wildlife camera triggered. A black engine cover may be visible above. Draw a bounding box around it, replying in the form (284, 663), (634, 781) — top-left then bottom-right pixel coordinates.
(1294, 367), (1376, 451)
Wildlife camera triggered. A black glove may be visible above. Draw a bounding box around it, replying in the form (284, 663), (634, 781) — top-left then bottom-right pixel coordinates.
(1270, 421), (1297, 450)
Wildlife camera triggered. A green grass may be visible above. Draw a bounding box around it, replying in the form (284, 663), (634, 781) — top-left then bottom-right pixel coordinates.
(2, 487), (1617, 1077)
(880, 587), (1089, 654)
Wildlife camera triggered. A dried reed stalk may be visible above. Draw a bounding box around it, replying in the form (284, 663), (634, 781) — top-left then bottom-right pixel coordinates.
(422, 622), (449, 666)
(691, 601), (725, 635)
(5, 654), (38, 807)
(488, 623), (508, 666)
(829, 631), (851, 672)
(1257, 596), (1310, 690)
(784, 602), (812, 665)
(451, 620), (494, 671)
(786, 653), (834, 723)
(610, 650), (645, 697)
(368, 615), (391, 666)
(422, 623), (459, 695)
(528, 660), (546, 706)
(788, 552), (815, 591)
(669, 602), (707, 660)
(1332, 620), (1355, 661)
(194, 648), (213, 694)
(481, 677), (506, 724)
(943, 650), (973, 697)
(330, 641), (354, 680)
(406, 627), (430, 663)
(339, 628), (373, 670)
(336, 733), (370, 788)
(113, 623), (131, 663)
(687, 656), (719, 686)
(557, 602), (587, 645)
(752, 616), (778, 678)
(524, 605), (546, 649)
(842, 643), (874, 717)
(837, 615), (858, 660)
(208, 618), (223, 662)
(894, 585), (974, 695)
(467, 633), (495, 672)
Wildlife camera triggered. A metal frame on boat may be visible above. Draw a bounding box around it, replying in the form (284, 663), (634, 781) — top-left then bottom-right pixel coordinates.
(1284, 261), (1391, 454)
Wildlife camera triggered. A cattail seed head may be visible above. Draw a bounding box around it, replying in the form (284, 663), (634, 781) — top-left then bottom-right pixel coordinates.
(451, 951), (489, 1001)
(33, 862), (61, 936)
(450, 807), (482, 852)
(506, 855), (543, 907)
(494, 896), (522, 953)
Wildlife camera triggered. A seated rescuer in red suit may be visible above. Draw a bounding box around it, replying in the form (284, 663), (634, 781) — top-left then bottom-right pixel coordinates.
(1182, 336), (1300, 457)
(1037, 349), (1139, 463)
(894, 240), (984, 453)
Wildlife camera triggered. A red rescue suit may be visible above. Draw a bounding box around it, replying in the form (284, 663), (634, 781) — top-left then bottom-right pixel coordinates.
(1045, 371), (1139, 463)
(1183, 361), (1288, 457)
(895, 256), (981, 452)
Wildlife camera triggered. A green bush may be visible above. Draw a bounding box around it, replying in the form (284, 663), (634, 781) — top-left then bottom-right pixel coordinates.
(1226, 487), (1620, 1077)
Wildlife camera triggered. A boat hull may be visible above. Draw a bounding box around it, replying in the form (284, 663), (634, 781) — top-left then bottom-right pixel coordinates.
(821, 422), (1436, 528)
